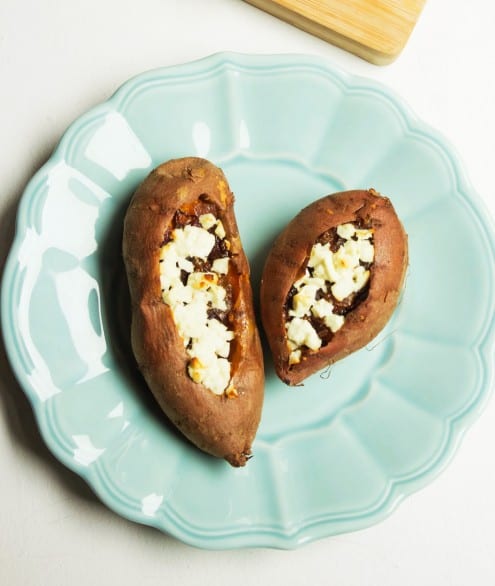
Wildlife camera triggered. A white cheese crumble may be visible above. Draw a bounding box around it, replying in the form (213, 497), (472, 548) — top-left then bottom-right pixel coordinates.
(172, 224), (215, 260)
(285, 223), (374, 365)
(199, 213), (216, 230)
(199, 213), (226, 239)
(311, 298), (345, 332)
(212, 257), (229, 274)
(286, 318), (321, 351)
(159, 215), (234, 395)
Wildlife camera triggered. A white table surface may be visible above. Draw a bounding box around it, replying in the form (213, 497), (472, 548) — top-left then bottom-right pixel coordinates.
(1, 1), (494, 584)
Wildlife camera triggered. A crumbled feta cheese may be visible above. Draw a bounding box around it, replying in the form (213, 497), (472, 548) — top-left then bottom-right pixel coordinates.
(159, 243), (181, 285)
(199, 213), (216, 230)
(187, 271), (218, 290)
(331, 275), (357, 302)
(342, 238), (360, 259)
(337, 223), (356, 239)
(212, 257), (229, 274)
(178, 257), (194, 272)
(355, 228), (373, 240)
(289, 284), (321, 318)
(293, 271), (326, 292)
(357, 239), (374, 263)
(207, 282), (227, 311)
(308, 243), (340, 283)
(324, 312), (345, 333)
(162, 279), (193, 308)
(188, 356), (231, 395)
(284, 222), (374, 361)
(191, 319), (234, 361)
(311, 298), (334, 320)
(352, 265), (370, 291)
(215, 220), (226, 239)
(286, 318), (321, 351)
(159, 213), (233, 395)
(307, 228), (373, 302)
(173, 296), (208, 339)
(172, 224), (215, 259)
(186, 272), (226, 310)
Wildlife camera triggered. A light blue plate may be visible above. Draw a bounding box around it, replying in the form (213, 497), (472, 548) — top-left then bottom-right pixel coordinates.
(3, 53), (495, 549)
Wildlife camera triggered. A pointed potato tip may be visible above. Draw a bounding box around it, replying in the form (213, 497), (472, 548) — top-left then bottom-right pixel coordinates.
(225, 448), (253, 467)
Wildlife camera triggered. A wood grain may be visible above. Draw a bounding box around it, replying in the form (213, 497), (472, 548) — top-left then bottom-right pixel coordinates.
(244, 0), (426, 64)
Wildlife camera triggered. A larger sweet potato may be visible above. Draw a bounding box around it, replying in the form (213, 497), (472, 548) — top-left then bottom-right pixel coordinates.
(123, 157), (264, 466)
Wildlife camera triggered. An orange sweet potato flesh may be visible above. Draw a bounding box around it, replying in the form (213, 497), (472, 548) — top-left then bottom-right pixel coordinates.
(260, 189), (408, 386)
(123, 157), (264, 466)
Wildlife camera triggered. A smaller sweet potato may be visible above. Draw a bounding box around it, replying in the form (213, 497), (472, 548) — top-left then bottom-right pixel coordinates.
(260, 189), (408, 385)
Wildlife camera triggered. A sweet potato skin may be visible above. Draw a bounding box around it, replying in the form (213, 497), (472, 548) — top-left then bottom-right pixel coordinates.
(123, 157), (264, 466)
(260, 189), (408, 386)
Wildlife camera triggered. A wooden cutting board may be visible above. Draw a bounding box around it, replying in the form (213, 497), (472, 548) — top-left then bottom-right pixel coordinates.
(244, 0), (427, 64)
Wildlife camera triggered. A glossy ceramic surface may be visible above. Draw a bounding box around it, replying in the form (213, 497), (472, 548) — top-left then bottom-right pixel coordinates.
(3, 53), (495, 549)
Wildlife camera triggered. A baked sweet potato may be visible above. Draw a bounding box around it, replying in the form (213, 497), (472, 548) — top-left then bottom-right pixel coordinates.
(123, 157), (264, 466)
(260, 189), (408, 385)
